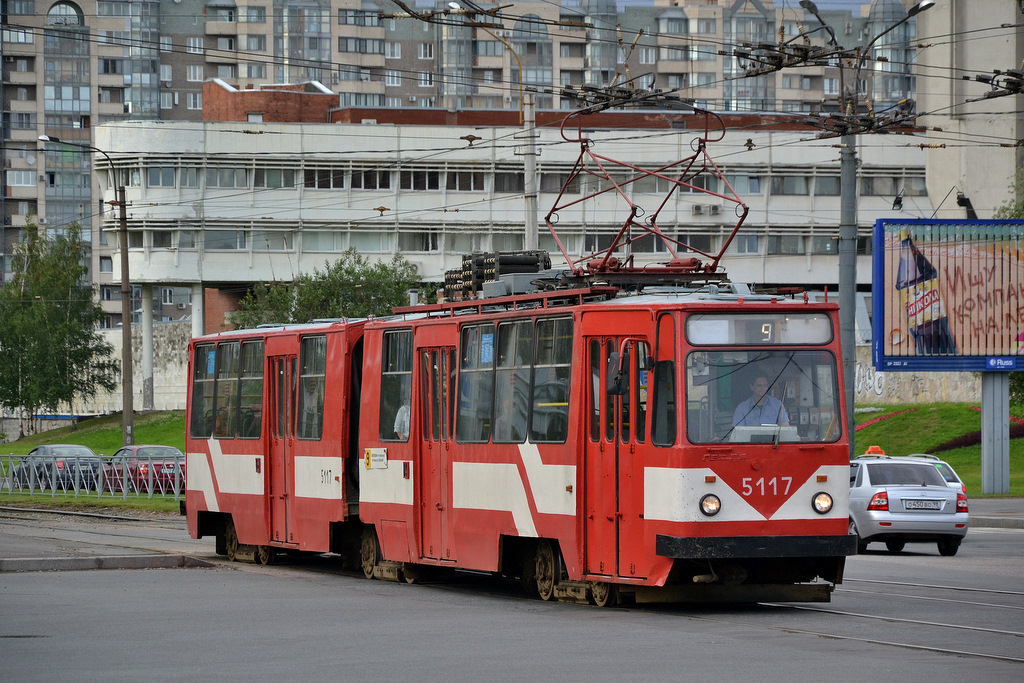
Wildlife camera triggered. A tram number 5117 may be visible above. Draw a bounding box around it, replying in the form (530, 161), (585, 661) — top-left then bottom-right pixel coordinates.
(741, 476), (792, 497)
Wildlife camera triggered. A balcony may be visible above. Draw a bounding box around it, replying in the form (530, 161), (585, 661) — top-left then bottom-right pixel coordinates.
(205, 21), (238, 36)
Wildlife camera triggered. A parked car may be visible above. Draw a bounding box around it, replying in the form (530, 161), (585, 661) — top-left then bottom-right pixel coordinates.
(849, 454), (969, 556)
(102, 445), (185, 494)
(12, 444), (102, 491)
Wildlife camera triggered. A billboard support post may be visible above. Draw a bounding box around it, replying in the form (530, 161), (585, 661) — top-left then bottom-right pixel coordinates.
(981, 373), (1010, 494)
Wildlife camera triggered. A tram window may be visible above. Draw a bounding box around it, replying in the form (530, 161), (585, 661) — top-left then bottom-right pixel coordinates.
(238, 341), (265, 439)
(190, 344), (217, 437)
(379, 330), (412, 441)
(634, 342), (650, 444)
(684, 350), (841, 444)
(214, 342), (241, 438)
(651, 312), (677, 446)
(298, 336), (325, 440)
(530, 317), (572, 443)
(456, 323), (495, 442)
(494, 320), (532, 443)
(588, 340), (601, 442)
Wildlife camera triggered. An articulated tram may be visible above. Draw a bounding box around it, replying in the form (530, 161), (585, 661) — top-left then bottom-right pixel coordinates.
(185, 274), (856, 604)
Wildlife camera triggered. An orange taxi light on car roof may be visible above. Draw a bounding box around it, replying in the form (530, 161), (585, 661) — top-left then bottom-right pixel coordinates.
(865, 445), (886, 455)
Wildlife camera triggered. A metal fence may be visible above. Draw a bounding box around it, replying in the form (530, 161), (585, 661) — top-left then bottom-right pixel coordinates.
(0, 454), (185, 500)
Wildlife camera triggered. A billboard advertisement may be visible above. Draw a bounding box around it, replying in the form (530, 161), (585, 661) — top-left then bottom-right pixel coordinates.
(873, 219), (1024, 372)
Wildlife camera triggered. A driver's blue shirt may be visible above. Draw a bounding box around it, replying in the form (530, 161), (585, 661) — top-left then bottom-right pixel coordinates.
(732, 395), (789, 426)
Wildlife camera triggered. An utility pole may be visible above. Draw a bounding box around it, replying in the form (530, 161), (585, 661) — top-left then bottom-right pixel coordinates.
(116, 184), (134, 445)
(521, 91), (539, 251)
(839, 133), (857, 457)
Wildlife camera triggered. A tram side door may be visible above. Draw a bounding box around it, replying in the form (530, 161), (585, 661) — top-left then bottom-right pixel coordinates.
(584, 335), (649, 580)
(269, 355), (297, 543)
(418, 347), (456, 561)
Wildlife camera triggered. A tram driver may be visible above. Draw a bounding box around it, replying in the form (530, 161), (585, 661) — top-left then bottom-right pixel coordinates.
(732, 372), (790, 427)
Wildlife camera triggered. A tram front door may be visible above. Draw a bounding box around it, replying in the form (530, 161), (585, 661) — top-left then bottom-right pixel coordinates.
(584, 333), (650, 580)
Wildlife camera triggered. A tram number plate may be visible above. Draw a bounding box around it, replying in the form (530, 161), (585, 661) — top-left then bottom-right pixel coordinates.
(904, 499), (941, 510)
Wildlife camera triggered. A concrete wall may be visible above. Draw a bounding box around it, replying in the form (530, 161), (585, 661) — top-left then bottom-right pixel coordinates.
(853, 345), (980, 405)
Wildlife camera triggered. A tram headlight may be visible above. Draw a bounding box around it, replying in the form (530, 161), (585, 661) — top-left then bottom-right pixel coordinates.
(812, 492), (834, 514)
(699, 494), (721, 517)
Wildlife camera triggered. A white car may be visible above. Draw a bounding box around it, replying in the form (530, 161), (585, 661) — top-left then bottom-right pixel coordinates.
(849, 454), (969, 556)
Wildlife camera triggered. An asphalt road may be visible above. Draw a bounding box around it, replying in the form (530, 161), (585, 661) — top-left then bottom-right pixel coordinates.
(0, 509), (1021, 681)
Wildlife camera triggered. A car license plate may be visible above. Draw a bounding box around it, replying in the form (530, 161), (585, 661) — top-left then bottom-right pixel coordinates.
(904, 499), (941, 510)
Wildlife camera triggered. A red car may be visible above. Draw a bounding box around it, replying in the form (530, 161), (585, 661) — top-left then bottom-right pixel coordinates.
(103, 445), (186, 494)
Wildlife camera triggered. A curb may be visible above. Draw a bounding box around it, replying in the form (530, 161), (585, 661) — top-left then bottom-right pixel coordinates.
(971, 516), (1024, 530)
(0, 554), (213, 573)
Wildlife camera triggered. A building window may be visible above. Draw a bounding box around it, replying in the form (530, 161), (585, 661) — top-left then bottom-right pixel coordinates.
(770, 176), (809, 195)
(243, 6), (266, 23)
(162, 288), (174, 305)
(731, 234), (759, 254)
(419, 43), (433, 59)
(385, 42), (401, 59)
(811, 236), (837, 254)
(385, 70), (402, 86)
(187, 64), (204, 82)
(861, 176), (899, 196)
(99, 256), (113, 273)
(697, 19), (716, 34)
(148, 166), (175, 187)
(400, 170), (440, 191)
(187, 92), (202, 109)
(216, 37), (235, 51)
(418, 71), (433, 87)
(493, 173), (524, 193)
(351, 170), (391, 190)
(186, 37), (203, 54)
(304, 167), (345, 189)
(446, 171), (485, 192)
(153, 231), (173, 248)
(208, 167), (248, 188)
(206, 230), (247, 250)
(815, 176), (841, 196)
(252, 230), (293, 251)
(246, 35), (266, 51)
(254, 168), (295, 189)
(766, 235), (805, 255)
(639, 47), (656, 65)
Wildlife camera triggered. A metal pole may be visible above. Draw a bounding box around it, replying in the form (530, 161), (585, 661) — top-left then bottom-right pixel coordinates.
(839, 133), (857, 457)
(117, 184), (134, 446)
(523, 91), (538, 251)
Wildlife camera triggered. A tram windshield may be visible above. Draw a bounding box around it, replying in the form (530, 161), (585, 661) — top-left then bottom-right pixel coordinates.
(685, 350), (841, 444)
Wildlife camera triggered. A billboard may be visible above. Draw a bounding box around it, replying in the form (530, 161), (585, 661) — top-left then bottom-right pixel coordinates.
(873, 219), (1024, 372)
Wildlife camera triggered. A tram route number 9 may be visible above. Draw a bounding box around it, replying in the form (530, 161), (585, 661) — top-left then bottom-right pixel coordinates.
(741, 476), (792, 497)
(760, 322), (772, 342)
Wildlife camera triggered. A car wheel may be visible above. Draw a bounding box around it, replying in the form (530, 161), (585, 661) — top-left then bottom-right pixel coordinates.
(937, 538), (960, 556)
(885, 540), (905, 553)
(849, 519), (868, 553)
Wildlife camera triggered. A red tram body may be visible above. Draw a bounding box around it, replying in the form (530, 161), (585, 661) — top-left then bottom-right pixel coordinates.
(186, 283), (856, 603)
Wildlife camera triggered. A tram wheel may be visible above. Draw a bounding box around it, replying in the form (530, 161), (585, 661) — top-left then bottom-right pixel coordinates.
(402, 563), (420, 584)
(224, 518), (239, 562)
(256, 545), (276, 566)
(589, 581), (617, 608)
(360, 527), (380, 579)
(884, 540), (905, 553)
(535, 540), (557, 601)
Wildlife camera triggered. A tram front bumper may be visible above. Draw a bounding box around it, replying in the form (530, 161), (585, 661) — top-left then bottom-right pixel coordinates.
(656, 534), (858, 559)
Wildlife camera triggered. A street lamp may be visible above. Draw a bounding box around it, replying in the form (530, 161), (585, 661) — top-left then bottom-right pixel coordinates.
(39, 135), (134, 446)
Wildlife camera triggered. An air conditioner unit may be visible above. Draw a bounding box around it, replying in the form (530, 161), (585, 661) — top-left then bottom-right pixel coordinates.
(691, 204), (704, 215)
(408, 95), (417, 102)
(708, 204), (721, 215)
(176, 302), (187, 310)
(3, 56), (14, 64)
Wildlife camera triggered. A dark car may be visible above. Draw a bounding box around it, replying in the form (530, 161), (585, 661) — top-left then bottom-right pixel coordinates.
(13, 444), (102, 491)
(102, 445), (186, 494)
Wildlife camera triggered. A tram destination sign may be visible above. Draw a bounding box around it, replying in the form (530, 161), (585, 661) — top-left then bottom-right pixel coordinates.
(872, 219), (1024, 372)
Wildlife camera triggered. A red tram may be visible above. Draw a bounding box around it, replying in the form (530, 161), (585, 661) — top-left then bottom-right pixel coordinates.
(185, 278), (857, 604)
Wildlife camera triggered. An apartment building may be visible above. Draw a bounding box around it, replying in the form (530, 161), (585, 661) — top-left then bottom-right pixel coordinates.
(2, 0), (928, 325)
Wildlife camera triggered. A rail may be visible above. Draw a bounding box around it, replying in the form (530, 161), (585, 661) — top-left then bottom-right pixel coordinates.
(0, 453), (185, 500)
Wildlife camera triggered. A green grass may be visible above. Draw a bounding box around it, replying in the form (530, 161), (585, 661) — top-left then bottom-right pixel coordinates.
(1, 411), (185, 457)
(1, 405), (1021, 511)
(854, 402), (1024, 497)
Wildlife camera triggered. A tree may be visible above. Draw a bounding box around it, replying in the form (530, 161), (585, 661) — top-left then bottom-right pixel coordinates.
(993, 169), (1024, 220)
(229, 249), (420, 328)
(0, 220), (118, 425)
